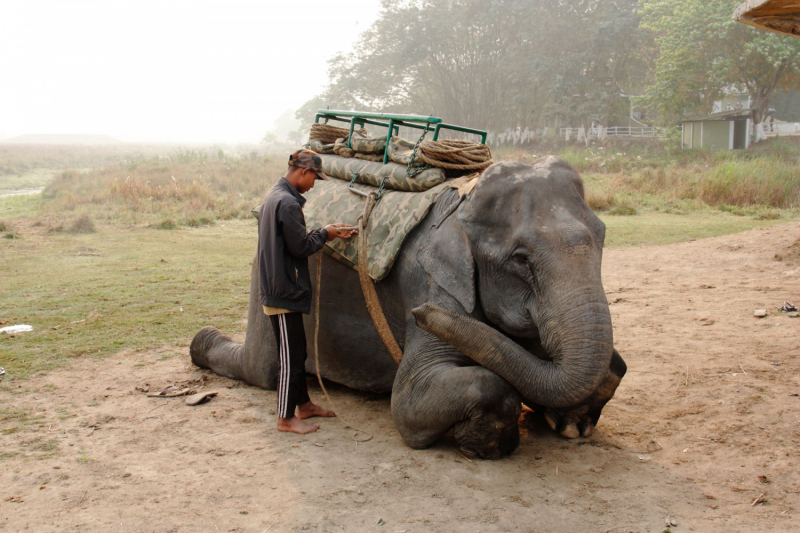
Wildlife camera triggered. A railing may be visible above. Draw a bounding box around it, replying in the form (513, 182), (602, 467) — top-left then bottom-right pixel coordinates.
(559, 126), (667, 139)
(765, 123), (800, 135)
(314, 110), (488, 165)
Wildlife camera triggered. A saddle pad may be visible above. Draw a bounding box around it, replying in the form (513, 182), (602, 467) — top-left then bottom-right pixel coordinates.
(303, 177), (453, 281)
(319, 154), (446, 192)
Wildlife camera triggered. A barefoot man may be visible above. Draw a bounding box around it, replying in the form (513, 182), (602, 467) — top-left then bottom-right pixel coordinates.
(258, 149), (357, 434)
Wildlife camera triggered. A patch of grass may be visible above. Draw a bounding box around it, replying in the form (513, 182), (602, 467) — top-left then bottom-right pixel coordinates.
(756, 210), (781, 220)
(40, 148), (283, 226)
(153, 219), (179, 230)
(68, 214), (96, 233)
(608, 198), (638, 216)
(600, 212), (787, 247)
(0, 407), (45, 435)
(0, 220), (255, 380)
(585, 188), (616, 211)
(0, 220), (10, 232)
(185, 216), (214, 228)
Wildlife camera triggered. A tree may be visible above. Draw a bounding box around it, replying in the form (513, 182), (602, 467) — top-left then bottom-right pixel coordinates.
(302, 0), (652, 131)
(639, 0), (800, 140)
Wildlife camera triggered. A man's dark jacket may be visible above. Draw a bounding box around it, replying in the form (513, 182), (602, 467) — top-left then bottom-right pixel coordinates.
(258, 177), (328, 314)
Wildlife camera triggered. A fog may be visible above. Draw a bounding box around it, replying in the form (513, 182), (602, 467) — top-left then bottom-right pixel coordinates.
(0, 0), (381, 144)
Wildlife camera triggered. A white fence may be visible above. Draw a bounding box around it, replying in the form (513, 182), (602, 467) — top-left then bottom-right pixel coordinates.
(485, 128), (548, 146)
(765, 122), (800, 135)
(559, 126), (667, 140)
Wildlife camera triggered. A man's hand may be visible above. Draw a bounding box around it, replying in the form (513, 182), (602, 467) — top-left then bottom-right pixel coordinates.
(325, 223), (359, 241)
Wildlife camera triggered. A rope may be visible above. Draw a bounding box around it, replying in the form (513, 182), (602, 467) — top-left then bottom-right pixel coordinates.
(356, 194), (404, 364)
(417, 139), (494, 171)
(313, 251), (374, 443)
(309, 123), (368, 145)
(309, 123), (350, 144)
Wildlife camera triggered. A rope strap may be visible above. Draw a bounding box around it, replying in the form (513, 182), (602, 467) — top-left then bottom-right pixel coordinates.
(355, 194), (404, 364)
(313, 252), (374, 443)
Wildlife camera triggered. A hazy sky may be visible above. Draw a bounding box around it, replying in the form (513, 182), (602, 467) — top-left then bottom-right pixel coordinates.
(0, 0), (382, 143)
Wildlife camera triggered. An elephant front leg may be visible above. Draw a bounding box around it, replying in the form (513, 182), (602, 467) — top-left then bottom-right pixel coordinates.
(538, 348), (627, 439)
(392, 330), (522, 459)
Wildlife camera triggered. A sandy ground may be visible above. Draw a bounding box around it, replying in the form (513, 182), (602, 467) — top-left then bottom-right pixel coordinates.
(1, 222), (799, 533)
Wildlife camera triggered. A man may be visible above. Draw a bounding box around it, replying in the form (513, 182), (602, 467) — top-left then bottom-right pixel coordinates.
(258, 149), (356, 434)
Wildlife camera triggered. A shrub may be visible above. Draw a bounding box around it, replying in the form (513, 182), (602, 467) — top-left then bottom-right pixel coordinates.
(153, 219), (179, 230)
(68, 214), (96, 234)
(609, 199), (638, 216)
(585, 189), (616, 211)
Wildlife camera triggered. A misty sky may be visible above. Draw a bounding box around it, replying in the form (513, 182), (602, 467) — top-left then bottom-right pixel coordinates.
(0, 0), (382, 143)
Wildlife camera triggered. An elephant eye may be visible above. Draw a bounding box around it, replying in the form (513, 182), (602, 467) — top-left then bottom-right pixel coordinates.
(511, 253), (536, 283)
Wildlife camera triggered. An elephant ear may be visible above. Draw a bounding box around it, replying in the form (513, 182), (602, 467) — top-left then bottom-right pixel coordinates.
(417, 207), (476, 314)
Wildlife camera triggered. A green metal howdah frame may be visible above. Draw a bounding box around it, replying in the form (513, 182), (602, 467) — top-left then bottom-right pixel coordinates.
(314, 110), (488, 165)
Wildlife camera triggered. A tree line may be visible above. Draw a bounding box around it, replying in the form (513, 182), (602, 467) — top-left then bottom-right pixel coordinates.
(297, 0), (800, 137)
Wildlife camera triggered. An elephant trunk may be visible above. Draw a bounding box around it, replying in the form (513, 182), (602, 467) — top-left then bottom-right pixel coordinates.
(412, 301), (612, 408)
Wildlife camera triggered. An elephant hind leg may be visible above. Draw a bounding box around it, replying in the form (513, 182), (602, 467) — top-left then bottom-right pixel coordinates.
(190, 326), (224, 369)
(189, 326), (244, 381)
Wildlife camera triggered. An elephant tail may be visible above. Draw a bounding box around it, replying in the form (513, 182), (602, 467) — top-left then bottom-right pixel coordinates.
(190, 326), (243, 380)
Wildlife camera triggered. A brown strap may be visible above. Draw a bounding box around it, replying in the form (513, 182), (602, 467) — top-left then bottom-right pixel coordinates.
(356, 194), (404, 364)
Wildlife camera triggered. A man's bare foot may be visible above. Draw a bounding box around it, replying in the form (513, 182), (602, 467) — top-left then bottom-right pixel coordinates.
(297, 401), (336, 420)
(277, 416), (320, 434)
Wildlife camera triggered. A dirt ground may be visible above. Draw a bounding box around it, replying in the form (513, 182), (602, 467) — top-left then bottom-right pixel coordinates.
(1, 222), (798, 533)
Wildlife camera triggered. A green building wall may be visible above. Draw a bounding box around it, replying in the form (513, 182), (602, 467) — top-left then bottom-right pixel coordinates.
(702, 121), (730, 150)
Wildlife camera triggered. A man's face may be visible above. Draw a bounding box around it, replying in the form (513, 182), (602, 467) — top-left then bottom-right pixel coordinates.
(296, 168), (318, 194)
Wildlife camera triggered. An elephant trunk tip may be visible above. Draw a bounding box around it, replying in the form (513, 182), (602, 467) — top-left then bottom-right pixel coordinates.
(190, 326), (225, 369)
(411, 303), (438, 327)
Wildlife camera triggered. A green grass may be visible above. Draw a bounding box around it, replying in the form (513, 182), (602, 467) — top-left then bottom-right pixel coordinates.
(0, 168), (60, 191)
(0, 219), (256, 380)
(600, 211), (788, 247)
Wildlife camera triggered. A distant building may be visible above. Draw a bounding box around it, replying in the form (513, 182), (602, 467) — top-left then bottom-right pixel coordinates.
(681, 110), (751, 150)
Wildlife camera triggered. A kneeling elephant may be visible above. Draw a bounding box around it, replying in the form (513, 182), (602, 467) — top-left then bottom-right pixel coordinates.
(190, 156), (627, 459)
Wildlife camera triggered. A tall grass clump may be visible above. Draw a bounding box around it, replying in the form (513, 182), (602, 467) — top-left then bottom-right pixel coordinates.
(699, 159), (800, 208)
(41, 148), (286, 226)
(68, 214), (96, 233)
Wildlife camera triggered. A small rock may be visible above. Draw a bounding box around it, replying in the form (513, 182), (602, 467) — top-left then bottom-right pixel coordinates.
(788, 311), (798, 318)
(638, 454), (651, 461)
(753, 309), (768, 318)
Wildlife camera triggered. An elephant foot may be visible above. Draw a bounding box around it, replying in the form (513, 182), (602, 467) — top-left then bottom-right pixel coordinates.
(453, 392), (521, 459)
(543, 404), (597, 439)
(541, 349), (627, 439)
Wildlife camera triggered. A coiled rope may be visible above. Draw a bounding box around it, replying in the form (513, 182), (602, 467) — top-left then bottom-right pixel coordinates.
(309, 123), (368, 145)
(417, 139), (494, 171)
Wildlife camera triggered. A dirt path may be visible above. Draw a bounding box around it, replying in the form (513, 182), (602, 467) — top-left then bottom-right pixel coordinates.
(0, 187), (43, 198)
(1, 223), (798, 533)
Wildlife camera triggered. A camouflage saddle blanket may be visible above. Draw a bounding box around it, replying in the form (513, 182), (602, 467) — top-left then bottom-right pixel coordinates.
(303, 176), (463, 281)
(318, 153), (447, 192)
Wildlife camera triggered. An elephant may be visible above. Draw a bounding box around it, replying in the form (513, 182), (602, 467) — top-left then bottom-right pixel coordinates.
(190, 156), (627, 459)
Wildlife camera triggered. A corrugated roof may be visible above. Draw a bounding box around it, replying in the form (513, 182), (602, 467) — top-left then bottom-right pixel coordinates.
(682, 109), (751, 122)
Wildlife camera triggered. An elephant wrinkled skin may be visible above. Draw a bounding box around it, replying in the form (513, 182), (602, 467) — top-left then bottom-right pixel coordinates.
(190, 156), (627, 459)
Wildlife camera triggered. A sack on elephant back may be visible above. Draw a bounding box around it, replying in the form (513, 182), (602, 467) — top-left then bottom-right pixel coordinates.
(303, 178), (453, 280)
(251, 174), (478, 281)
(319, 154), (447, 192)
(387, 136), (426, 167)
(348, 131), (387, 154)
(308, 139), (335, 154)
